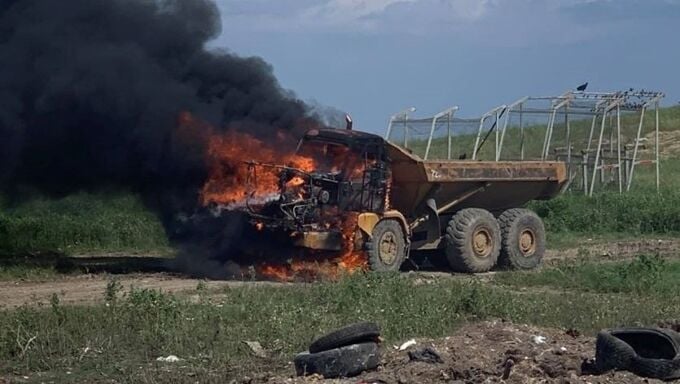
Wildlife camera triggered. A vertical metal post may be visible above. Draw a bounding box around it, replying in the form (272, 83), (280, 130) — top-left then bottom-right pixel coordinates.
(519, 103), (525, 160)
(403, 119), (408, 148)
(627, 107), (646, 191)
(565, 107), (572, 180)
(590, 110), (610, 196)
(582, 152), (589, 195)
(424, 116), (438, 160)
(495, 110), (500, 160)
(616, 105), (622, 193)
(447, 114), (452, 160)
(623, 146), (630, 189)
(656, 101), (660, 192)
(542, 111), (555, 160)
(608, 113), (614, 156)
(472, 117), (486, 160)
(587, 114), (597, 153)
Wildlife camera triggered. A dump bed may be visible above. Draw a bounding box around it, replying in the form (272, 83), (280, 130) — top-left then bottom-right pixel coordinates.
(386, 142), (567, 215)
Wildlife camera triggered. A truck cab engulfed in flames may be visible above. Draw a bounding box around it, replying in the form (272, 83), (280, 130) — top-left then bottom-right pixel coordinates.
(245, 128), (390, 251)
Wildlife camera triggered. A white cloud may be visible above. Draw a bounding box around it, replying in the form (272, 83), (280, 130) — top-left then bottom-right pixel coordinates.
(215, 0), (638, 45)
(304, 0), (415, 20)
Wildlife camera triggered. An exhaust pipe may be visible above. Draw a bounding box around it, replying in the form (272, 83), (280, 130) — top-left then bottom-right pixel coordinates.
(345, 114), (353, 130)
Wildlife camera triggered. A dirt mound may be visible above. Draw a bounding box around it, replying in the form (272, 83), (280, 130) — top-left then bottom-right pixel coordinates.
(251, 321), (668, 383)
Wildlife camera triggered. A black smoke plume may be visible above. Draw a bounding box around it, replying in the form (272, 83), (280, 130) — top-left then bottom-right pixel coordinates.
(0, 0), (323, 274)
(0, 0), (314, 193)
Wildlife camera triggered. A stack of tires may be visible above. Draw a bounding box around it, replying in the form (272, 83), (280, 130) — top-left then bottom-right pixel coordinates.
(294, 322), (381, 378)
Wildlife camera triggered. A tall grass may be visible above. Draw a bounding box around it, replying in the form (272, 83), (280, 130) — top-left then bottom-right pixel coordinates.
(0, 192), (170, 255)
(1, 265), (680, 382)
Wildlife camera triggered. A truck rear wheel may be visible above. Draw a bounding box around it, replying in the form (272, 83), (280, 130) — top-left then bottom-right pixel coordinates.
(445, 208), (500, 273)
(498, 208), (545, 270)
(366, 220), (406, 272)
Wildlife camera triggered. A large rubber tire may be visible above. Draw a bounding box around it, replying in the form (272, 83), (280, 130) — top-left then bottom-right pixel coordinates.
(445, 208), (500, 273)
(595, 328), (680, 380)
(594, 331), (636, 373)
(294, 342), (380, 378)
(497, 208), (546, 270)
(630, 356), (680, 380)
(366, 220), (406, 272)
(309, 322), (381, 354)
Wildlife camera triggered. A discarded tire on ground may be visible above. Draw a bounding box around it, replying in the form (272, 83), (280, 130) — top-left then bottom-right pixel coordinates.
(593, 327), (680, 380)
(445, 208), (500, 273)
(594, 331), (636, 373)
(366, 220), (406, 272)
(294, 342), (380, 378)
(497, 208), (546, 270)
(309, 321), (381, 354)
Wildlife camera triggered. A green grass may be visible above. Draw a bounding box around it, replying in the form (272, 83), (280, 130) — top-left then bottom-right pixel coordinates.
(0, 107), (678, 259)
(496, 254), (680, 295)
(2, 259), (680, 382)
(530, 189), (680, 235)
(0, 192), (171, 256)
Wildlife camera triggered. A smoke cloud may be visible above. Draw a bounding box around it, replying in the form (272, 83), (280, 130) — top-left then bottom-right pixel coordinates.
(0, 0), (328, 274)
(0, 0), (314, 197)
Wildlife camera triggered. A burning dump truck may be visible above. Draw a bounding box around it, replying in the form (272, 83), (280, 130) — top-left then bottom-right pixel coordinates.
(202, 118), (567, 274)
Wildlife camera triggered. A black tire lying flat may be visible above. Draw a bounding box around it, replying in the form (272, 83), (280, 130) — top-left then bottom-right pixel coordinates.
(366, 220), (406, 272)
(595, 328), (680, 380)
(445, 208), (500, 273)
(594, 331), (636, 373)
(630, 356), (680, 380)
(309, 322), (380, 354)
(294, 342), (380, 378)
(497, 208), (546, 270)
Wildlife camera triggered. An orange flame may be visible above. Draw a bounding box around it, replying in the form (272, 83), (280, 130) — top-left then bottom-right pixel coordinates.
(200, 130), (316, 207)
(182, 111), (372, 282)
(257, 213), (368, 282)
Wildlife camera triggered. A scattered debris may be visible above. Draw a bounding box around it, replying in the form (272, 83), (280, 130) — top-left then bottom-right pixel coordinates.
(532, 335), (547, 344)
(407, 347), (443, 364)
(397, 339), (416, 351)
(243, 341), (268, 358)
(501, 358), (514, 380)
(156, 355), (181, 363)
(566, 328), (581, 338)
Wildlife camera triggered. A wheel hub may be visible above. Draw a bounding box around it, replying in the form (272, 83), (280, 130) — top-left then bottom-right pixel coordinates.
(378, 231), (398, 265)
(472, 228), (492, 258)
(519, 229), (536, 256)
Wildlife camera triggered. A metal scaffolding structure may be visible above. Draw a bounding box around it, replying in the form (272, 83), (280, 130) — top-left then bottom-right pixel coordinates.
(385, 89), (665, 196)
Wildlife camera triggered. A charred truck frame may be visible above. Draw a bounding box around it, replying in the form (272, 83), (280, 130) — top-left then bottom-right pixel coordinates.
(243, 122), (567, 273)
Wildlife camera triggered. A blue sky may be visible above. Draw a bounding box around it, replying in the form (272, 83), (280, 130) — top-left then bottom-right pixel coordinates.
(211, 0), (680, 134)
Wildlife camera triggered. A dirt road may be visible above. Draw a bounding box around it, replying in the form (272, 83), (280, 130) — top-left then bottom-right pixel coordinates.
(0, 274), (286, 309)
(0, 238), (677, 309)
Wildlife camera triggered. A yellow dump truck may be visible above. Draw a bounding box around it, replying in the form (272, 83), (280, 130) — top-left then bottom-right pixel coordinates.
(245, 127), (567, 273)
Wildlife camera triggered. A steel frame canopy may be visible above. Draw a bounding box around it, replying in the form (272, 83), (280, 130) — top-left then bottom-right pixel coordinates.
(385, 89), (665, 196)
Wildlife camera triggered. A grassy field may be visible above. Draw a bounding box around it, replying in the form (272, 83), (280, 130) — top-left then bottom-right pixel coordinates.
(0, 192), (171, 256)
(2, 107), (678, 258)
(1, 256), (679, 382)
(0, 106), (679, 381)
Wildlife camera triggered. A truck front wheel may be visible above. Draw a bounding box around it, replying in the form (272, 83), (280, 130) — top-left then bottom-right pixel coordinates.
(497, 208), (545, 270)
(445, 208), (500, 273)
(366, 220), (406, 272)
